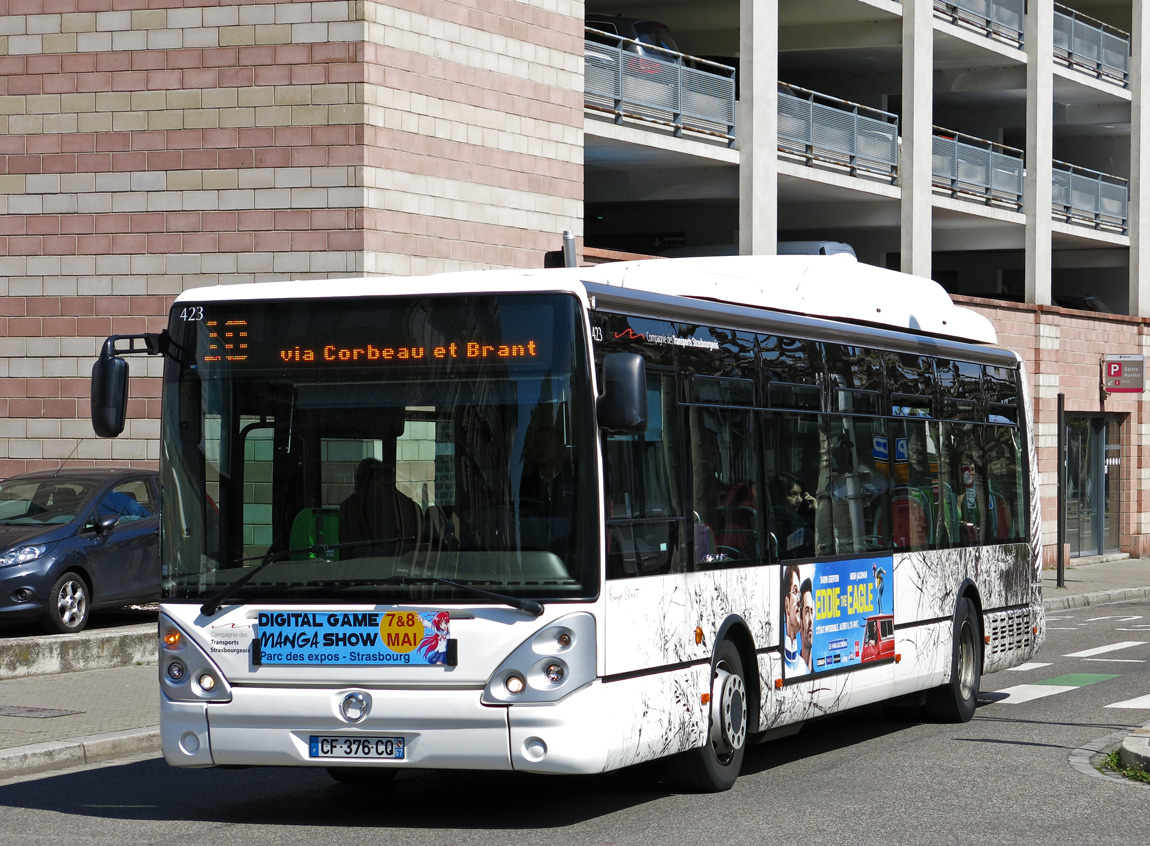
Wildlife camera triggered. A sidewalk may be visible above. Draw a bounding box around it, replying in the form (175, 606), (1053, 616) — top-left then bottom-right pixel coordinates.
(0, 556), (1147, 781)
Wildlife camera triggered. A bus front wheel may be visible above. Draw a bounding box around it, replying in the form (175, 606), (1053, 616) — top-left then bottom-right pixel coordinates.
(669, 639), (748, 792)
(924, 596), (981, 722)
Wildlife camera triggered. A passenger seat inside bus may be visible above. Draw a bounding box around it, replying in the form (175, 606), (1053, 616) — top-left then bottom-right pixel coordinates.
(289, 507), (340, 559)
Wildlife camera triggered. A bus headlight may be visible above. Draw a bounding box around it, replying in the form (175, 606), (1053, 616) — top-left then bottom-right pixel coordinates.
(482, 613), (595, 705)
(158, 614), (232, 704)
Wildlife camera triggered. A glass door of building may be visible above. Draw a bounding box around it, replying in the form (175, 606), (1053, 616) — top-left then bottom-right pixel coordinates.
(1065, 415), (1121, 558)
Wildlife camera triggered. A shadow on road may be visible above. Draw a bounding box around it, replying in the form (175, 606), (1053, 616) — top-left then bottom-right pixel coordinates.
(0, 703), (924, 829)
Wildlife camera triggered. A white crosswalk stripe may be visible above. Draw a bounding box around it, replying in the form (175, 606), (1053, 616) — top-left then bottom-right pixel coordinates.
(1005, 662), (1051, 672)
(992, 684), (1077, 704)
(1105, 694), (1150, 709)
(1063, 641), (1146, 659)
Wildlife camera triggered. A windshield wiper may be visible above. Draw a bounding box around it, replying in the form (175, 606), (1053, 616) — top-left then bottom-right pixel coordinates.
(378, 575), (544, 618)
(199, 535), (412, 617)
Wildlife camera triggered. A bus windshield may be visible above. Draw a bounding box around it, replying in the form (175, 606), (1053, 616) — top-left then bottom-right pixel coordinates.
(161, 293), (597, 606)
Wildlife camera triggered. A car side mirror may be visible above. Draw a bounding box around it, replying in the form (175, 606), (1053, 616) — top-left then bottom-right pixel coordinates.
(597, 352), (647, 434)
(85, 514), (120, 536)
(91, 343), (129, 438)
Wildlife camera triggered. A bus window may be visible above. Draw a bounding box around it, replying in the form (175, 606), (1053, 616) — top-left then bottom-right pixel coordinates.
(605, 373), (685, 578)
(689, 405), (762, 567)
(767, 412), (820, 559)
(941, 422), (989, 544)
(823, 415), (888, 554)
(884, 418), (938, 551)
(984, 424), (1025, 541)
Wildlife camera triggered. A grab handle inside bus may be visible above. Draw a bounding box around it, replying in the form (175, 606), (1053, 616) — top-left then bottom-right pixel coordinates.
(597, 352), (647, 433)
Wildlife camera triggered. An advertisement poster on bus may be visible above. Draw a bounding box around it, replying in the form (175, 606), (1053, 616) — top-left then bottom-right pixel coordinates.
(254, 609), (453, 667)
(782, 557), (893, 680)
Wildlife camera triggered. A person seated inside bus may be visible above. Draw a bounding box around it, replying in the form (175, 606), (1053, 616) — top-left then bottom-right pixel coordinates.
(519, 424), (576, 555)
(772, 474), (816, 559)
(339, 457), (422, 558)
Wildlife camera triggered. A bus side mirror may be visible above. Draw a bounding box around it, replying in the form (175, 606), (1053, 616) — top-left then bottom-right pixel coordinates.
(91, 346), (129, 438)
(597, 352), (647, 434)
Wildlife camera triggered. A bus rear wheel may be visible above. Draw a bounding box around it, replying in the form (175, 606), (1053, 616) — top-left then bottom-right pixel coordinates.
(670, 639), (748, 792)
(924, 597), (981, 722)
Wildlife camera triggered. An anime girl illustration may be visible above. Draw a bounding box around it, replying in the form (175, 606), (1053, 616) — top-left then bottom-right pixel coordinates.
(419, 611), (451, 664)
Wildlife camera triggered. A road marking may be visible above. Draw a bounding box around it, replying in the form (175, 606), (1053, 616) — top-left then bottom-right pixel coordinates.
(1064, 641), (1146, 658)
(1036, 673), (1120, 686)
(994, 673), (1120, 705)
(1115, 616), (1143, 622)
(1105, 694), (1150, 710)
(1005, 662), (1052, 672)
(1085, 616), (1122, 622)
(993, 684), (1077, 704)
(1083, 658), (1145, 664)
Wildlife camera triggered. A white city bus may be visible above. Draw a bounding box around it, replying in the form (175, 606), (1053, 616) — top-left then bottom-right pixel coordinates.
(92, 254), (1044, 791)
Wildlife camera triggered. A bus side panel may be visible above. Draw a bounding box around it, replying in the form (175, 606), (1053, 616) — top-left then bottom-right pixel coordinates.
(603, 568), (776, 677)
(509, 669), (710, 774)
(892, 544), (1042, 678)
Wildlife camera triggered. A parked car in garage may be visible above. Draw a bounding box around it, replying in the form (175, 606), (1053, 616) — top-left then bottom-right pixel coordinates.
(0, 468), (160, 633)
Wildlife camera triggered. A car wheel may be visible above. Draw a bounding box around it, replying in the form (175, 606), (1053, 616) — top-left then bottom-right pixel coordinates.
(44, 571), (90, 634)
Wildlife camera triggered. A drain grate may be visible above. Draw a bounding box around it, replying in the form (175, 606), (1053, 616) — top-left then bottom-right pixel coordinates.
(0, 705), (83, 718)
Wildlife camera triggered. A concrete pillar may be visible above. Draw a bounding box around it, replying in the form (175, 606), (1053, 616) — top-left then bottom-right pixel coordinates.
(1130, 0), (1150, 316)
(900, 0), (933, 277)
(1024, 1), (1054, 305)
(738, 0), (778, 255)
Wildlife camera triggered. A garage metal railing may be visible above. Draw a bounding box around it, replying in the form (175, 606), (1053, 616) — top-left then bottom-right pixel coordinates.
(1053, 4), (1130, 87)
(777, 83), (900, 182)
(584, 29), (736, 146)
(932, 128), (1024, 209)
(933, 0), (1024, 47)
(1051, 160), (1128, 233)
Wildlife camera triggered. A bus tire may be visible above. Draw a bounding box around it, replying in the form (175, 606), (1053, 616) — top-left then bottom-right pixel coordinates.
(325, 766), (398, 785)
(924, 597), (981, 723)
(669, 639), (748, 792)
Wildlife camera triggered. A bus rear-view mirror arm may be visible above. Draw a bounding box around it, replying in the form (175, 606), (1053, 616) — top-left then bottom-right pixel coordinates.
(597, 352), (647, 434)
(90, 332), (167, 439)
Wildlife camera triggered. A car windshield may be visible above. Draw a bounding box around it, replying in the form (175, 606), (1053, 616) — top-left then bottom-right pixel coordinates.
(0, 479), (95, 525)
(161, 293), (598, 607)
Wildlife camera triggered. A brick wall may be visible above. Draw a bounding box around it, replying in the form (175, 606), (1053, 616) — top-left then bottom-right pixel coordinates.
(0, 0), (584, 475)
(961, 296), (1150, 563)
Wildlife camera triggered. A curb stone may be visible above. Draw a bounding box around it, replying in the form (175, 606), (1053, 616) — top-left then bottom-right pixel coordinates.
(0, 727), (160, 780)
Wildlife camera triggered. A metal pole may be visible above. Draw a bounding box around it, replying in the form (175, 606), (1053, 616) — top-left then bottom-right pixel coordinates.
(562, 230), (576, 268)
(1057, 392), (1066, 588)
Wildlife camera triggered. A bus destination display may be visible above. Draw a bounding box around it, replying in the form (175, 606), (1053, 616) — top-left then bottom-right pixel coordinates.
(184, 302), (550, 371)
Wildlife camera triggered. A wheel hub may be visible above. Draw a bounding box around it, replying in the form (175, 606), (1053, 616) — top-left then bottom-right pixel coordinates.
(709, 665), (747, 757)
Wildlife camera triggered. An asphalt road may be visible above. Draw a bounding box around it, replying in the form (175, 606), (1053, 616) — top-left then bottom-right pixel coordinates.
(0, 600), (1146, 845)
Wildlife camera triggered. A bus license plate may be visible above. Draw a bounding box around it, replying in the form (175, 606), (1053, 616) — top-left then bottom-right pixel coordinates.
(309, 736), (405, 760)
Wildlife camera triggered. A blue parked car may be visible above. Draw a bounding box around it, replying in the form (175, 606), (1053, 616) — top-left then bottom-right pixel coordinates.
(0, 468), (160, 633)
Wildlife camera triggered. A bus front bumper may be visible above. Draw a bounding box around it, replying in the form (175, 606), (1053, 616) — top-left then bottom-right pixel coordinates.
(162, 681), (622, 775)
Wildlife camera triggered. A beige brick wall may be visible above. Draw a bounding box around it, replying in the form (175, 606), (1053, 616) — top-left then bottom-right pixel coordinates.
(0, 0), (585, 474)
